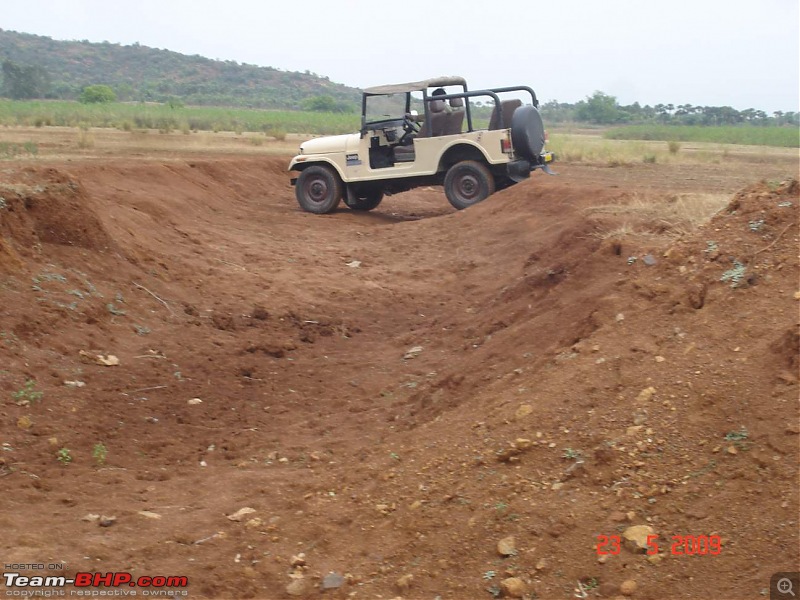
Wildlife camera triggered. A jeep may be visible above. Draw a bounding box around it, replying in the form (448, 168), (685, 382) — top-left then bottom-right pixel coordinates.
(288, 76), (555, 213)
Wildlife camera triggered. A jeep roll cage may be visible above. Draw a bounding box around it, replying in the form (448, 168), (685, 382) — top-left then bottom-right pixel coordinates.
(360, 76), (540, 136)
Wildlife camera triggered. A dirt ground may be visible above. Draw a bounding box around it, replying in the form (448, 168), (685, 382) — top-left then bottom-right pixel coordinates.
(0, 130), (798, 600)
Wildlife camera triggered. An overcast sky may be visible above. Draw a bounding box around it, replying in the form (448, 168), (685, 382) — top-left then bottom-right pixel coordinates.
(2, 0), (798, 113)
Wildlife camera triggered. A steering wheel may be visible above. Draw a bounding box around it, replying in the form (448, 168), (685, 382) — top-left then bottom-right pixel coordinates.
(403, 113), (421, 134)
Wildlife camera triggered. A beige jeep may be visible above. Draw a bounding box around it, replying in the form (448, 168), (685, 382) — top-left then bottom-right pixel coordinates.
(288, 76), (555, 213)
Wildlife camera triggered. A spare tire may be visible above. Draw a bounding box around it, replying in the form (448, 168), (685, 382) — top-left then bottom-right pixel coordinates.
(510, 105), (545, 161)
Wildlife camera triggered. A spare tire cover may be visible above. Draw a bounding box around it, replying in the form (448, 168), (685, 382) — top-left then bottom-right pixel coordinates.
(510, 105), (545, 160)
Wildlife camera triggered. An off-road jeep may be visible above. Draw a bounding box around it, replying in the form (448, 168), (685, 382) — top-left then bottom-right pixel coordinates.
(289, 76), (555, 213)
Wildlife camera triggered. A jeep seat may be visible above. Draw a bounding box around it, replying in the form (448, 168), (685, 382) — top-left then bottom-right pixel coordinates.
(489, 99), (522, 130)
(395, 98), (447, 162)
(442, 97), (465, 135)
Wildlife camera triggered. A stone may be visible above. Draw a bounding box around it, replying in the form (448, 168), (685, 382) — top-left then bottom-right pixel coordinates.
(321, 572), (345, 590)
(500, 577), (527, 598)
(515, 404), (533, 419)
(395, 574), (413, 591)
(635, 387), (656, 402)
(535, 558), (547, 571)
(286, 578), (309, 596)
(226, 507), (256, 522)
(622, 525), (655, 553)
(620, 579), (638, 596)
(497, 535), (516, 557)
(137, 511), (162, 520)
(187, 398), (203, 405)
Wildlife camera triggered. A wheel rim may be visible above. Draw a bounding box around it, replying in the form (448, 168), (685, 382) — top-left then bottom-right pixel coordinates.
(305, 176), (329, 204)
(455, 172), (481, 201)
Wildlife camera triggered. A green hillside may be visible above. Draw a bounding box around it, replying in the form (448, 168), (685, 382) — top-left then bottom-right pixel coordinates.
(0, 29), (361, 109)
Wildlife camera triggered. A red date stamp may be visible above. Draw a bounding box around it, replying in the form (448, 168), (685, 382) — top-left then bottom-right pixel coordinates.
(596, 534), (722, 556)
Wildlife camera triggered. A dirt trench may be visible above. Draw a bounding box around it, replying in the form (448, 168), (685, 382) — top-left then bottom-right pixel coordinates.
(0, 156), (798, 600)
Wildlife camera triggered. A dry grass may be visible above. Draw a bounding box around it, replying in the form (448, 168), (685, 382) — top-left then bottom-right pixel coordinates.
(586, 192), (731, 240)
(547, 132), (797, 168)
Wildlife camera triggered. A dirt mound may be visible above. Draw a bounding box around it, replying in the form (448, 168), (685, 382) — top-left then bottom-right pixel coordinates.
(0, 158), (797, 600)
(0, 167), (115, 268)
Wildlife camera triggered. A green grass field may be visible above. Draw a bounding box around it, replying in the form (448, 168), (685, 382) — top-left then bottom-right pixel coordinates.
(0, 100), (360, 136)
(604, 124), (798, 148)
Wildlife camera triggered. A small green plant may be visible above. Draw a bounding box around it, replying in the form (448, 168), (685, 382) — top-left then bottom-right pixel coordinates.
(583, 578), (599, 590)
(494, 501), (509, 512)
(389, 451), (400, 461)
(562, 448), (582, 460)
(57, 447), (73, 465)
(106, 302), (126, 316)
(92, 443), (108, 465)
(12, 380), (43, 405)
(724, 427), (748, 442)
(720, 261), (747, 288)
(704, 241), (719, 254)
(483, 571), (496, 581)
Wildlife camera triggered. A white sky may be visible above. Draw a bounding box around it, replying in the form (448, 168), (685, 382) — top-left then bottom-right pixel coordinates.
(2, 0), (798, 113)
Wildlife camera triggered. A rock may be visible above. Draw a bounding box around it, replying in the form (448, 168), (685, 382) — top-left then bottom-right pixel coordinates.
(515, 404), (533, 419)
(622, 525), (655, 553)
(286, 578), (310, 596)
(64, 380), (86, 388)
(620, 579), (638, 596)
(187, 398), (203, 405)
(226, 507), (256, 522)
(535, 558), (547, 571)
(635, 387), (656, 402)
(346, 260), (361, 268)
(395, 574), (413, 591)
(137, 511), (162, 520)
(81, 514), (100, 522)
(16, 415), (32, 430)
(500, 577), (527, 598)
(497, 535), (517, 557)
(244, 518), (263, 529)
(403, 345), (423, 359)
(321, 572), (345, 590)
(98, 515), (116, 527)
(290, 553), (306, 567)
(654, 355), (665, 363)
(642, 254), (657, 266)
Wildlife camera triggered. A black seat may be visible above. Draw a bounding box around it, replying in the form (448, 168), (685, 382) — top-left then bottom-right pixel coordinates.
(489, 99), (522, 130)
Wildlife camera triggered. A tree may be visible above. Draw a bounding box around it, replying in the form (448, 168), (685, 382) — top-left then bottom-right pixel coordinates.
(79, 84), (117, 104)
(1, 60), (51, 99)
(575, 91), (626, 124)
(302, 95), (337, 112)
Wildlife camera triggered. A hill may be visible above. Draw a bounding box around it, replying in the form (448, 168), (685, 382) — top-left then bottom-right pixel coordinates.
(0, 29), (361, 109)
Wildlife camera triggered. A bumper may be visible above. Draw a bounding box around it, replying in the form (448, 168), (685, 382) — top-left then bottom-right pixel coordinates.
(506, 152), (556, 181)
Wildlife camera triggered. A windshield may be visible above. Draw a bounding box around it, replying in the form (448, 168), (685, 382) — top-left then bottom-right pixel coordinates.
(365, 93), (407, 124)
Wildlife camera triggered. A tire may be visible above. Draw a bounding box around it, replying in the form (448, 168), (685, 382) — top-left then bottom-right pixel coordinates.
(295, 165), (343, 214)
(510, 105), (545, 160)
(344, 184), (384, 211)
(444, 160), (496, 210)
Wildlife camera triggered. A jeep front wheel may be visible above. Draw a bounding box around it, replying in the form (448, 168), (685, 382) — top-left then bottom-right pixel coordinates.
(444, 160), (496, 210)
(295, 165), (343, 214)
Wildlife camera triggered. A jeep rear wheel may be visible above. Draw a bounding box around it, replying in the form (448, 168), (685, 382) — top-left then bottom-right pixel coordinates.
(344, 184), (384, 211)
(295, 165), (343, 214)
(444, 160), (496, 210)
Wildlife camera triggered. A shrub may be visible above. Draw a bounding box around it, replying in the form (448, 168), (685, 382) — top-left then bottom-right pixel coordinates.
(79, 85), (117, 104)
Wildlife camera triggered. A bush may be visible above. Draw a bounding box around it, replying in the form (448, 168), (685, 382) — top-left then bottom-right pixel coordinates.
(79, 85), (117, 104)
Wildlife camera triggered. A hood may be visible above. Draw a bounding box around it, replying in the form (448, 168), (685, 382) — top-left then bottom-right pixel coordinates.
(300, 134), (358, 155)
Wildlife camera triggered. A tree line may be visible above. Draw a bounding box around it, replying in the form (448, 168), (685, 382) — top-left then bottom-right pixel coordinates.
(541, 91), (799, 127)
